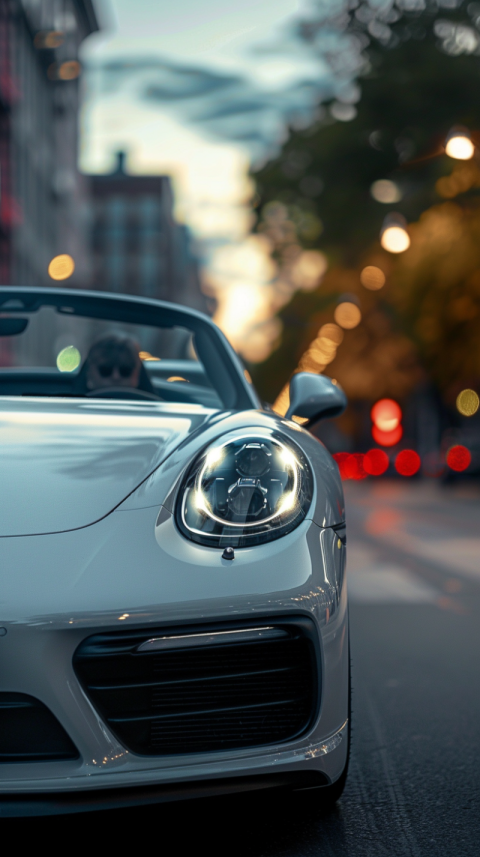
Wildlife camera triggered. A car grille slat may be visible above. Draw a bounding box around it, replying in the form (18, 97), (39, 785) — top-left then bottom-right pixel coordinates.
(88, 664), (293, 692)
(74, 622), (317, 756)
(109, 695), (302, 723)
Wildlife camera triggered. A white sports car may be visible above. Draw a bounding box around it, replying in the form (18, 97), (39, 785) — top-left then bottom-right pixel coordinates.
(0, 287), (349, 817)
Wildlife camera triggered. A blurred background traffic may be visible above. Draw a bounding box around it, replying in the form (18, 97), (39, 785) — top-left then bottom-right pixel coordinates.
(1, 0), (479, 481)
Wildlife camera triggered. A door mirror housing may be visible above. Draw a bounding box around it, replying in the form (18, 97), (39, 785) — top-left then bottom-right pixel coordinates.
(285, 372), (347, 424)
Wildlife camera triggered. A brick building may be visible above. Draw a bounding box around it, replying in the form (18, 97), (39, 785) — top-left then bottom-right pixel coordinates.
(87, 152), (207, 311)
(0, 0), (98, 287)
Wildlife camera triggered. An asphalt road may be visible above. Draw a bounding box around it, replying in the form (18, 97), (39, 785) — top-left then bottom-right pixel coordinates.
(11, 479), (480, 853)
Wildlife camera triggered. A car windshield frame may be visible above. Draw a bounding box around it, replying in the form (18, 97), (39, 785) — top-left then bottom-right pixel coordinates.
(0, 287), (260, 411)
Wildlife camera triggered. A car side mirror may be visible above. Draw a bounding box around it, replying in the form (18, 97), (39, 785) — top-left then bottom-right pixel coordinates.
(285, 372), (347, 424)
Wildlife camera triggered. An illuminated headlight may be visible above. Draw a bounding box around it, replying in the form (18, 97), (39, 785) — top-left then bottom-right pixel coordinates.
(176, 430), (313, 547)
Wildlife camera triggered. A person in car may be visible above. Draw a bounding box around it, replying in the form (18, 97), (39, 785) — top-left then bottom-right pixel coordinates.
(85, 333), (142, 391)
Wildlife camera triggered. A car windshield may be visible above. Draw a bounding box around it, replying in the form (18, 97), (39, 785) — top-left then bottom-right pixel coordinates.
(0, 291), (253, 411)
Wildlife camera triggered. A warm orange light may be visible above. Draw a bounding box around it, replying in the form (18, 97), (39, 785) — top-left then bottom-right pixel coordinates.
(371, 398), (402, 432)
(334, 302), (361, 329)
(291, 250), (328, 290)
(167, 376), (188, 382)
(34, 30), (64, 49)
(445, 135), (474, 160)
(360, 266), (386, 291)
(45, 30), (64, 48)
(310, 336), (337, 363)
(381, 225), (410, 253)
(48, 254), (75, 280)
(319, 323), (344, 345)
(301, 353), (327, 371)
(272, 383), (290, 417)
(58, 61), (81, 81)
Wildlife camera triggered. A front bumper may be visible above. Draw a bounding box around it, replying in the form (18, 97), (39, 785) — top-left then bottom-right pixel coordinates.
(0, 505), (348, 812)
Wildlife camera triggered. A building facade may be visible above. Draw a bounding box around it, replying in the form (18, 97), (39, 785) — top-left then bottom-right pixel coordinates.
(87, 152), (207, 312)
(0, 0), (98, 287)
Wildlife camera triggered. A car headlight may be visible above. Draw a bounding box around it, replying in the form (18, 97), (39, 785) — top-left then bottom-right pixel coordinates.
(176, 429), (313, 547)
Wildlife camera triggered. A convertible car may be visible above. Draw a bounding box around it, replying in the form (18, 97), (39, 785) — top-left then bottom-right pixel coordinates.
(0, 287), (349, 817)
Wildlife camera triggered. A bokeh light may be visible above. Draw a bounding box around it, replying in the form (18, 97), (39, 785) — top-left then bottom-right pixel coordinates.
(456, 388), (479, 416)
(381, 225), (410, 253)
(309, 345), (336, 366)
(319, 323), (344, 345)
(313, 334), (337, 355)
(422, 451), (445, 478)
(445, 134), (475, 160)
(344, 453), (367, 480)
(139, 351), (160, 361)
(446, 445), (471, 471)
(333, 453), (375, 480)
(291, 250), (328, 291)
(211, 235), (279, 363)
(34, 30), (64, 49)
(363, 448), (389, 476)
(58, 61), (81, 81)
(330, 102), (357, 122)
(371, 399), (402, 432)
(298, 320), (343, 372)
(395, 449), (421, 476)
(45, 31), (64, 48)
(360, 266), (386, 290)
(332, 452), (350, 479)
(372, 424), (403, 446)
(370, 180), (402, 203)
(48, 254), (75, 280)
(334, 301), (362, 329)
(56, 346), (81, 373)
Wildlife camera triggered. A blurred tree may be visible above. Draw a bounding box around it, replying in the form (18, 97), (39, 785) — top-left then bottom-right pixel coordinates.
(249, 1), (480, 416)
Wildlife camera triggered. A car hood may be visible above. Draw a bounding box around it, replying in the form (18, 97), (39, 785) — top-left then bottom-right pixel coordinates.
(0, 398), (214, 537)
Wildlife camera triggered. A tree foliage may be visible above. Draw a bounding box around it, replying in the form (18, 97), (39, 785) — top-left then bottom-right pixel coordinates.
(250, 4), (480, 414)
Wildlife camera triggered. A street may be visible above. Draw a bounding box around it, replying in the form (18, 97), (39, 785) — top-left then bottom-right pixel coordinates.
(10, 479), (480, 853)
(334, 479), (480, 856)
(2, 0), (480, 847)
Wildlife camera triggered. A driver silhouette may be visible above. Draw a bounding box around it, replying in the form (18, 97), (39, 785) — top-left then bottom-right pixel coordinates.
(85, 334), (141, 391)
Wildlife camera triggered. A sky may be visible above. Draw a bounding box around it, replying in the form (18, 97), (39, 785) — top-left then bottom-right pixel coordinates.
(80, 0), (309, 184)
(80, 0), (350, 355)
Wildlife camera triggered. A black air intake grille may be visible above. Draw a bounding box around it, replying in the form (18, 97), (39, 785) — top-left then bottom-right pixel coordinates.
(74, 621), (318, 756)
(0, 693), (78, 762)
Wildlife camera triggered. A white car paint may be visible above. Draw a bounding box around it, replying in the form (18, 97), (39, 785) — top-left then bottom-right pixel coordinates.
(0, 288), (349, 815)
(0, 399), (213, 535)
(0, 403), (349, 805)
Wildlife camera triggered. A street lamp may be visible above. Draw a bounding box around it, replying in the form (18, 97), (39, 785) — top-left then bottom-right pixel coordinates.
(380, 213), (410, 253)
(445, 127), (475, 160)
